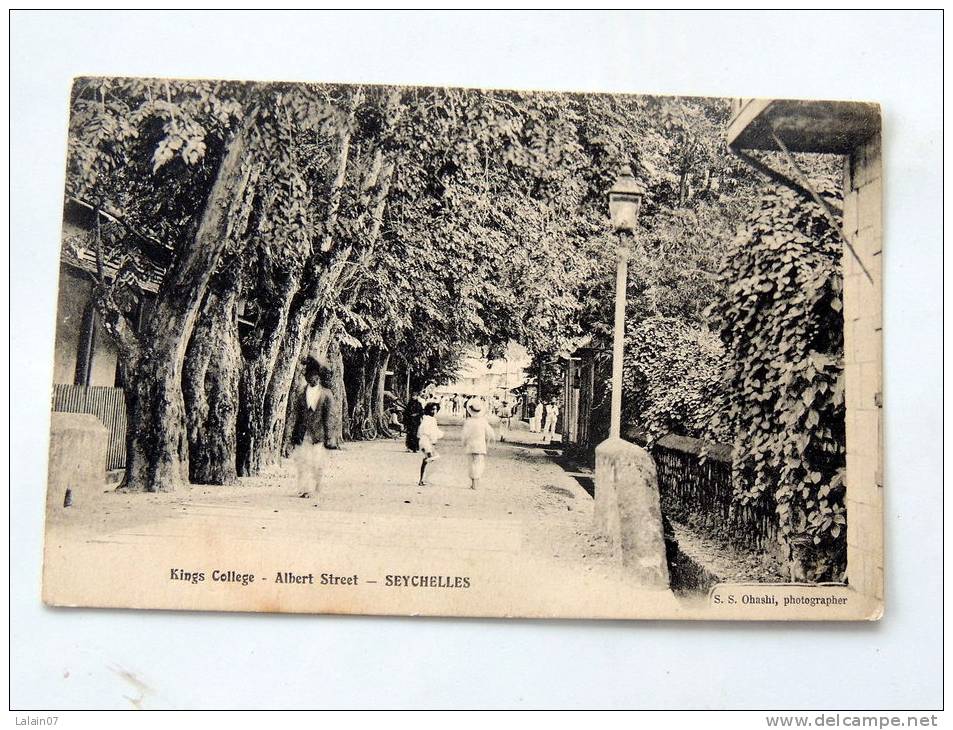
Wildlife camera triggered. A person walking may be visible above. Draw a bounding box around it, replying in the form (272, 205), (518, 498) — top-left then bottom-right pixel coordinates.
(460, 399), (498, 490)
(288, 356), (339, 499)
(404, 390), (424, 452)
(532, 400), (544, 433)
(500, 399), (513, 433)
(417, 402), (443, 486)
(542, 401), (559, 443)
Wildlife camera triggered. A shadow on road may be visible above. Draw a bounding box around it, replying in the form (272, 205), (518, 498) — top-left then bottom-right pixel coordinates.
(535, 447), (595, 499)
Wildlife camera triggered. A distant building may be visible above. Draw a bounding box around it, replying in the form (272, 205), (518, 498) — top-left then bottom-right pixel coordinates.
(560, 340), (609, 463)
(437, 343), (531, 399)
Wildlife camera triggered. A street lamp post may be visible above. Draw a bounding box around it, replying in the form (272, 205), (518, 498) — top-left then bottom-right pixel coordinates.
(592, 165), (669, 590)
(606, 166), (645, 440)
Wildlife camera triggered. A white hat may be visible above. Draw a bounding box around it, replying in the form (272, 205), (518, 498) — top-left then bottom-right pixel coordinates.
(466, 399), (485, 416)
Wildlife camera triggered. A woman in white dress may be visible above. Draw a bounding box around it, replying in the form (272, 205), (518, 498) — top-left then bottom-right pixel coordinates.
(417, 402), (444, 486)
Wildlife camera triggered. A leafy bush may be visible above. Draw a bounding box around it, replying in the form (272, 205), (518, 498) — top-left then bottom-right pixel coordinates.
(621, 316), (728, 443)
(707, 183), (846, 581)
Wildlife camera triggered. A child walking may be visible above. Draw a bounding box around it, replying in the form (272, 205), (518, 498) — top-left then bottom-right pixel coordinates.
(460, 399), (498, 490)
(417, 402), (443, 486)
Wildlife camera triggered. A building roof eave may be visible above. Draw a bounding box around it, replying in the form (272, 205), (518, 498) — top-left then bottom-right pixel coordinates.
(727, 98), (881, 155)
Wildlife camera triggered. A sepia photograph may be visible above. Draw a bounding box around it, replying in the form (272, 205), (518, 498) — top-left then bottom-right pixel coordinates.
(12, 6), (947, 717)
(40, 76), (883, 620)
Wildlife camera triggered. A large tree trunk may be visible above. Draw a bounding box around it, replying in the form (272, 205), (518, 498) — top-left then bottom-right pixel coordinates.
(309, 316), (337, 360)
(183, 267), (242, 485)
(259, 151), (395, 460)
(256, 283), (337, 467)
(120, 115), (259, 492)
(251, 99), (360, 469)
(343, 346), (368, 438)
(373, 350), (393, 436)
(345, 346), (386, 438)
(124, 342), (195, 491)
(361, 349), (380, 427)
(235, 269), (299, 477)
(328, 335), (347, 445)
(268, 314), (336, 464)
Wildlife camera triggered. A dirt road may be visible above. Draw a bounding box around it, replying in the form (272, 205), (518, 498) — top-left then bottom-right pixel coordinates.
(46, 420), (620, 577)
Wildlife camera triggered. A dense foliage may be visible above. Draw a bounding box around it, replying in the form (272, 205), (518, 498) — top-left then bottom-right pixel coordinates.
(708, 183), (846, 581)
(622, 317), (728, 444)
(63, 74), (849, 584)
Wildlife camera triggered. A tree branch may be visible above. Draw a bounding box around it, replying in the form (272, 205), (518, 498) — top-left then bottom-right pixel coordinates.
(317, 91), (361, 254)
(91, 279), (141, 362)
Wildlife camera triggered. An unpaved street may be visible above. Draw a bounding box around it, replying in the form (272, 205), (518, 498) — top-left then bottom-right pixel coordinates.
(46, 419), (623, 582)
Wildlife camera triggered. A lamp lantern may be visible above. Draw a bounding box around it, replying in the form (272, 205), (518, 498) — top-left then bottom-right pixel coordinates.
(607, 165), (645, 233)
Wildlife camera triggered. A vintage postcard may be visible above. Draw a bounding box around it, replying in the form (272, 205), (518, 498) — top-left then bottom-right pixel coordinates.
(42, 78), (883, 620)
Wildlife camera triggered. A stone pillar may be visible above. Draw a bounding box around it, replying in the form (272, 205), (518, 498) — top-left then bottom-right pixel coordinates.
(841, 132), (884, 604)
(46, 412), (109, 510)
(593, 437), (670, 589)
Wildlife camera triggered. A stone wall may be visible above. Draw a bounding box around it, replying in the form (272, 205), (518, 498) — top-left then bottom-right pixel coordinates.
(841, 132), (884, 605)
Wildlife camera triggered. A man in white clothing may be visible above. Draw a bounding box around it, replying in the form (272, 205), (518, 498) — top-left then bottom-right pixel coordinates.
(545, 402), (560, 440)
(532, 401), (544, 433)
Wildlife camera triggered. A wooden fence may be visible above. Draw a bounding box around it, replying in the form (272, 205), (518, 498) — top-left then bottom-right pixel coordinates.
(624, 427), (778, 553)
(51, 384), (127, 470)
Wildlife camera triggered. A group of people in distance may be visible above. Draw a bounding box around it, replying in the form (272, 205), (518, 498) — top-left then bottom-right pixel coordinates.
(285, 360), (562, 499)
(528, 400), (560, 441)
(285, 362), (503, 497)
(435, 392), (516, 422)
(404, 390), (499, 490)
